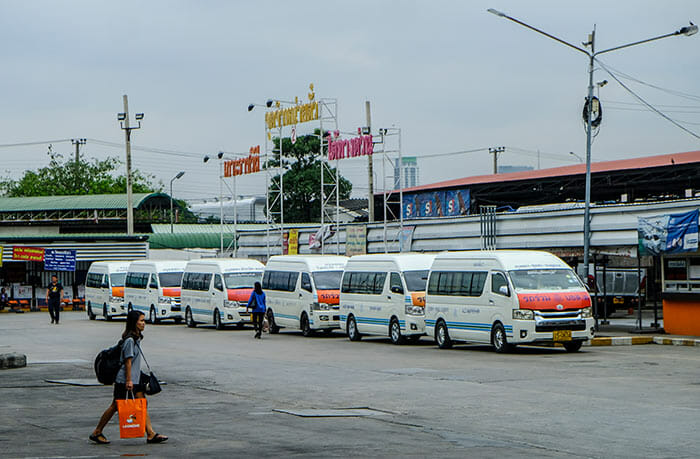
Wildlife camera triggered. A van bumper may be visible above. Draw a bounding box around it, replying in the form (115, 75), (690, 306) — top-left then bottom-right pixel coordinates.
(220, 307), (250, 325)
(510, 318), (595, 344)
(309, 310), (340, 329)
(109, 301), (126, 316)
(404, 315), (426, 336)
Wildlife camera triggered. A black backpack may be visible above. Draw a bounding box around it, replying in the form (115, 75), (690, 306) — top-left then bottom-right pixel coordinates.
(94, 339), (124, 385)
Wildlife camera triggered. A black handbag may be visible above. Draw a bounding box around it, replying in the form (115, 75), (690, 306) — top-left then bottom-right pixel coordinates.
(137, 343), (162, 395)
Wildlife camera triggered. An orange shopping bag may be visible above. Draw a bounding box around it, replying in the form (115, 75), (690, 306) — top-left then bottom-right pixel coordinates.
(117, 393), (147, 439)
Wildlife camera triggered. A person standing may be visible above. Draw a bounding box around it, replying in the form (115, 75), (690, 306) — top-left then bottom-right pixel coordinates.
(247, 281), (267, 339)
(46, 274), (63, 324)
(90, 310), (168, 445)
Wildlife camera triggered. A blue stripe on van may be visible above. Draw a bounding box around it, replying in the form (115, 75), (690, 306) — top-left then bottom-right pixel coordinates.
(425, 319), (512, 336)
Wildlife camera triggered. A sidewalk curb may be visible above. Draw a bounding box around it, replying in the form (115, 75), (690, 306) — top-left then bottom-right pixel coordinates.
(588, 336), (654, 346)
(653, 336), (700, 347)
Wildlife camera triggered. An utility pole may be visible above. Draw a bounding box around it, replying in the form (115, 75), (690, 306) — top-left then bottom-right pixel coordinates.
(366, 101), (374, 222)
(489, 146), (505, 174)
(118, 95), (144, 236)
(71, 138), (86, 192)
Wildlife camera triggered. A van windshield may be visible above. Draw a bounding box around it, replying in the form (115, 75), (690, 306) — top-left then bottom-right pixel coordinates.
(509, 269), (584, 291)
(403, 270), (429, 292)
(312, 271), (343, 290)
(224, 272), (262, 289)
(110, 273), (126, 287)
(159, 272), (183, 287)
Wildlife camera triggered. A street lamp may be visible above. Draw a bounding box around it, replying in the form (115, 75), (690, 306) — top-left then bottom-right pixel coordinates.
(204, 152), (225, 254)
(170, 171), (185, 233)
(569, 152), (584, 163)
(117, 95), (143, 236)
(487, 9), (697, 288)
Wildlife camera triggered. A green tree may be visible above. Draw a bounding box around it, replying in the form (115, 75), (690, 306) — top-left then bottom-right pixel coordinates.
(268, 131), (352, 223)
(0, 150), (161, 197)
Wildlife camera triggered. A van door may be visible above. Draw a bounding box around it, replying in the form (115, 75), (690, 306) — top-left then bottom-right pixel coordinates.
(388, 272), (405, 332)
(487, 271), (513, 341)
(300, 272), (314, 328)
(148, 273), (158, 309)
(212, 274), (225, 323)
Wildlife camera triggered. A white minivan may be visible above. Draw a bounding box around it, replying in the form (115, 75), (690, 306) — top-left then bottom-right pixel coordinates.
(339, 253), (435, 344)
(262, 255), (348, 336)
(86, 261), (130, 321)
(124, 260), (187, 324)
(425, 250), (595, 353)
(181, 258), (264, 330)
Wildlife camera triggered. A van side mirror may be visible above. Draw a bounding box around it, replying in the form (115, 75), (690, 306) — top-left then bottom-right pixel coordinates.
(391, 286), (404, 294)
(499, 285), (510, 297)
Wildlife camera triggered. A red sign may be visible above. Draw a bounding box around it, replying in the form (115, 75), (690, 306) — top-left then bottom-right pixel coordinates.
(13, 246), (45, 261)
(327, 133), (373, 161)
(224, 146), (261, 177)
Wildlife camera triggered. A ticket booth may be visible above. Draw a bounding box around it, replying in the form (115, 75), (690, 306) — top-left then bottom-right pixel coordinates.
(661, 255), (700, 336)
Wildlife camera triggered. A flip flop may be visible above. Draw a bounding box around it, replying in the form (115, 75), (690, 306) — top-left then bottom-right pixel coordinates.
(89, 433), (110, 444)
(147, 433), (168, 444)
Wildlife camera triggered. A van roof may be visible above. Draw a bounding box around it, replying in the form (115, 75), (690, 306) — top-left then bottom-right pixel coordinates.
(432, 250), (569, 271)
(89, 261), (131, 271)
(346, 253), (435, 271)
(185, 258), (264, 271)
(128, 260), (188, 271)
(267, 255), (348, 271)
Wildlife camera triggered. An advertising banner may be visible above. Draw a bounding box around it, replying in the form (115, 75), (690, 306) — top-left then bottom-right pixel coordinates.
(345, 225), (367, 256)
(403, 188), (470, 219)
(638, 209), (699, 255)
(44, 249), (77, 272)
(13, 246), (45, 261)
(288, 229), (299, 255)
(399, 226), (415, 252)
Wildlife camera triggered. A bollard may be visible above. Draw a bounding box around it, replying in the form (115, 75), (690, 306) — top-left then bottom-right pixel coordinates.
(0, 353), (27, 369)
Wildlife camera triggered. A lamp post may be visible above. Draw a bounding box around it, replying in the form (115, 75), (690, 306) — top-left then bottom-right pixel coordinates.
(204, 153), (225, 254)
(487, 9), (697, 283)
(170, 171), (185, 233)
(117, 95), (144, 236)
(569, 151), (584, 163)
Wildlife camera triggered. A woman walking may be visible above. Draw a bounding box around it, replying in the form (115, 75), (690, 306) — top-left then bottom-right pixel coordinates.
(247, 281), (267, 339)
(89, 310), (168, 445)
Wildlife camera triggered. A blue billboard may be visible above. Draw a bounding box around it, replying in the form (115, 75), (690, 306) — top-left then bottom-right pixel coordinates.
(403, 188), (470, 219)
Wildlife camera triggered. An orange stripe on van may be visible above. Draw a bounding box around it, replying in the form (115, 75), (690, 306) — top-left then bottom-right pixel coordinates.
(228, 288), (253, 302)
(111, 286), (124, 298)
(411, 292), (426, 307)
(162, 287), (180, 297)
(517, 292), (591, 310)
(316, 290), (340, 305)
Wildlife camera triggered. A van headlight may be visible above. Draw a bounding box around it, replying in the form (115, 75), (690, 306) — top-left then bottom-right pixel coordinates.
(224, 300), (240, 309)
(581, 307), (593, 318)
(311, 302), (331, 311)
(513, 309), (534, 320)
(110, 296), (124, 303)
(158, 296), (172, 305)
(405, 304), (425, 315)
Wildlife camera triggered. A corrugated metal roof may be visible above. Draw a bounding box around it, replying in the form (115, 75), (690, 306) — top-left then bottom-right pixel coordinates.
(147, 232), (235, 249)
(151, 223), (319, 233)
(398, 150), (700, 194)
(0, 193), (168, 211)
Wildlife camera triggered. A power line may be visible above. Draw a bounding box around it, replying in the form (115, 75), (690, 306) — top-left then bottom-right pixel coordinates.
(0, 139), (72, 148)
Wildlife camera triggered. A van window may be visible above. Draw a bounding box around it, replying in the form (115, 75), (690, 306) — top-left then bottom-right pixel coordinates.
(312, 271), (343, 290)
(213, 274), (224, 292)
(87, 273), (103, 288)
(428, 271), (487, 297)
(262, 270), (298, 292)
(110, 273), (126, 287)
(182, 272), (213, 291)
(149, 274), (159, 289)
(126, 272), (149, 289)
(224, 272), (261, 289)
(159, 272), (183, 287)
(509, 269), (582, 291)
(403, 270), (429, 292)
(491, 272), (509, 296)
(301, 273), (312, 292)
(341, 272), (387, 295)
(390, 273), (404, 294)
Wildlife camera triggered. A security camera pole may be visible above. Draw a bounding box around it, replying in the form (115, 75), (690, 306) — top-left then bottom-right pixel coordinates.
(118, 95), (144, 236)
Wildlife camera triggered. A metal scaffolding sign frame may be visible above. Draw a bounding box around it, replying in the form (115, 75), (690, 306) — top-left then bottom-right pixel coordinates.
(319, 99), (340, 255)
(377, 128), (403, 253)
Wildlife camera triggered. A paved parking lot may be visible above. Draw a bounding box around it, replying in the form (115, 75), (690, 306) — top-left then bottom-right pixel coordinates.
(2, 311), (700, 458)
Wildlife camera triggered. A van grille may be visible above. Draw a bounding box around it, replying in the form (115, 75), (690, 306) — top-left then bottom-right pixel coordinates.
(534, 310), (586, 332)
(170, 296), (181, 312)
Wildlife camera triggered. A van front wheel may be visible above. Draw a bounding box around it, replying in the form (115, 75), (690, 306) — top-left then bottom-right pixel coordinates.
(390, 318), (405, 345)
(185, 307), (197, 328)
(267, 310), (280, 334)
(347, 315), (362, 341)
(491, 323), (514, 353)
(104, 305), (112, 321)
(214, 309), (224, 330)
(87, 303), (96, 320)
(301, 313), (314, 337)
(563, 341), (583, 352)
(149, 306), (159, 324)
(435, 320), (452, 349)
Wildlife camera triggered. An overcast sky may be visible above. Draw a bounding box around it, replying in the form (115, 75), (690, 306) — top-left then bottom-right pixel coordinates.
(2, 0), (699, 203)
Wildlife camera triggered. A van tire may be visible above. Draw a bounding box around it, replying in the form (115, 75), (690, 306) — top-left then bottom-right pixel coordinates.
(347, 315), (362, 341)
(266, 310), (280, 334)
(174, 318), (183, 324)
(185, 307), (197, 328)
(389, 318), (405, 345)
(563, 341), (583, 353)
(87, 303), (96, 320)
(149, 306), (159, 325)
(435, 320), (452, 349)
(214, 309), (224, 330)
(301, 313), (313, 337)
(491, 323), (514, 353)
(104, 305), (112, 321)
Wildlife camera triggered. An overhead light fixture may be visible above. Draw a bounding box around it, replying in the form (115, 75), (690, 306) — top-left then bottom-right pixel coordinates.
(266, 99), (273, 108)
(217, 151), (224, 159)
(117, 113), (126, 121)
(247, 104), (255, 112)
(203, 155), (210, 163)
(680, 22), (698, 36)
(135, 113), (144, 120)
(175, 171), (185, 179)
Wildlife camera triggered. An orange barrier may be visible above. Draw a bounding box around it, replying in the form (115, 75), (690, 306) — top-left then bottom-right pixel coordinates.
(663, 299), (700, 336)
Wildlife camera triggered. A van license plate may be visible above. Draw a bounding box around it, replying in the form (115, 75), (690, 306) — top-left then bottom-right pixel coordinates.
(553, 330), (572, 341)
(613, 297), (624, 304)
